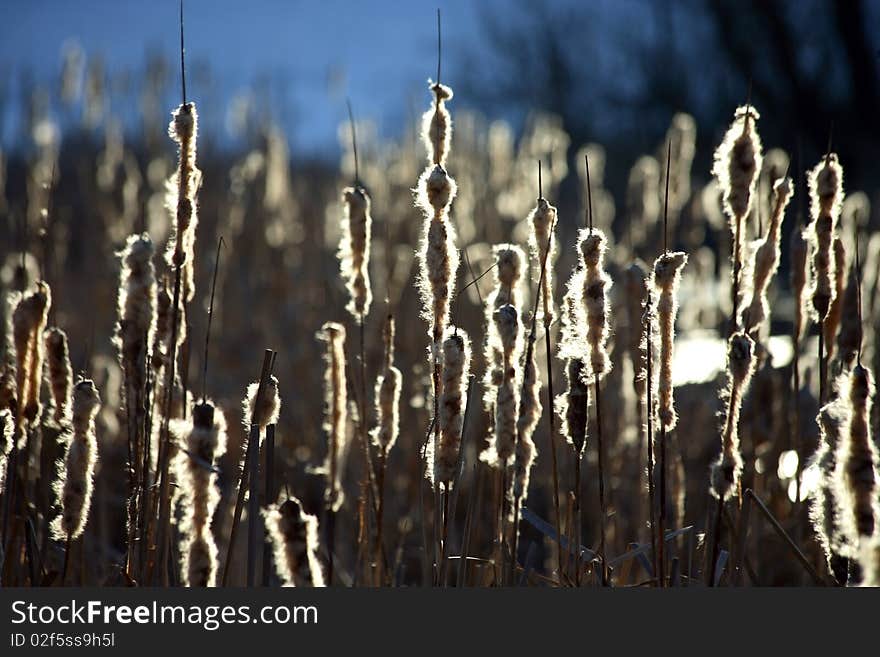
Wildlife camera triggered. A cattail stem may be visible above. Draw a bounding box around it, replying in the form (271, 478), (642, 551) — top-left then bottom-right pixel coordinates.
(246, 421), (260, 587)
(645, 300), (658, 583)
(325, 507), (336, 586)
(573, 455), (582, 586)
(61, 532), (72, 586)
(818, 327), (826, 404)
(543, 326), (563, 583)
(261, 424), (275, 586)
(658, 424), (666, 587)
(594, 380), (608, 585)
(496, 465), (507, 585)
(707, 494), (724, 586)
(375, 449), (386, 586)
(357, 319), (378, 510)
(792, 345), (802, 507)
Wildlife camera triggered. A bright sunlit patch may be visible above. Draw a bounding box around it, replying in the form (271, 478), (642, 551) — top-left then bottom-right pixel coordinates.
(777, 450), (799, 480)
(672, 332), (798, 387)
(787, 462), (820, 503)
(672, 331), (726, 386)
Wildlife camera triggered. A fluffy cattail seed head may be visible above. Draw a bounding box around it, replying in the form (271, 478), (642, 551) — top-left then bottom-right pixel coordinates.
(810, 397), (851, 568)
(710, 331), (755, 500)
(176, 401), (227, 587)
(513, 340), (541, 504)
(808, 154), (844, 321)
(712, 105), (763, 221)
(44, 327), (73, 424)
(243, 375), (281, 430)
(841, 365), (878, 541)
(165, 103), (200, 303)
(339, 186), (372, 320)
(809, 153), (844, 222)
(652, 251), (688, 430)
(51, 379), (101, 540)
(372, 315), (402, 454)
(435, 327), (471, 488)
(264, 496), (325, 587)
(421, 81), (453, 167)
(114, 233), (157, 430)
(416, 167), (459, 345)
(527, 198), (557, 325)
(578, 228), (613, 381)
(12, 281), (51, 424)
(318, 322), (348, 511)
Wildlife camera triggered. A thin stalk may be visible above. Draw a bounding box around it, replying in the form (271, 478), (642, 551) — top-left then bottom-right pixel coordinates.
(707, 494), (724, 587)
(818, 326), (826, 404)
(543, 323), (563, 582)
(61, 533), (72, 586)
(457, 463), (482, 587)
(246, 422), (260, 587)
(375, 449), (387, 586)
(261, 424), (275, 586)
(658, 424), (666, 587)
(595, 381), (608, 585)
(792, 334), (802, 507)
(573, 456), (582, 586)
(645, 301), (658, 583)
(441, 376), (474, 586)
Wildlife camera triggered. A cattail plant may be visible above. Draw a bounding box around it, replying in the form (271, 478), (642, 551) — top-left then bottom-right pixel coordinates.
(175, 401), (227, 587)
(264, 496), (325, 587)
(113, 233), (157, 572)
(152, 21), (203, 583)
(743, 177), (793, 338)
(577, 224), (614, 578)
(44, 327), (73, 424)
(318, 322), (348, 512)
(525, 169), (562, 577)
(650, 248), (687, 584)
(712, 105), (763, 322)
(556, 272), (589, 582)
(12, 281), (51, 426)
(708, 331), (756, 585)
(52, 378), (101, 581)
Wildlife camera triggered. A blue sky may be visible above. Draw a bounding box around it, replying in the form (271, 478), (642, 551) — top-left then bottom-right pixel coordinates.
(0, 0), (499, 153)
